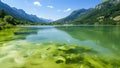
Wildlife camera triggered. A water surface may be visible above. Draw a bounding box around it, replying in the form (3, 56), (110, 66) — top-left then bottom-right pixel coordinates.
(0, 26), (120, 68)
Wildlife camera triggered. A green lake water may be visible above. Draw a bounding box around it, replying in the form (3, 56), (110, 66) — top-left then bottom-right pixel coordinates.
(0, 26), (120, 68)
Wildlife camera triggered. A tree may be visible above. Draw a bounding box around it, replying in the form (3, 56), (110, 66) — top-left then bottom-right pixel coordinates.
(0, 10), (6, 18)
(3, 15), (14, 25)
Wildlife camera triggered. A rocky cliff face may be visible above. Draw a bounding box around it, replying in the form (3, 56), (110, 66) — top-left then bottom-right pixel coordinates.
(96, 0), (120, 9)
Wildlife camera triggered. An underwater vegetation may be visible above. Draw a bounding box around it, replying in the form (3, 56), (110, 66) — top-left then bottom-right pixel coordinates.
(0, 40), (120, 68)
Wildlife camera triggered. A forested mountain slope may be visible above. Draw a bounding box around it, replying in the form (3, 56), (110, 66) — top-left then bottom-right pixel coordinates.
(0, 1), (52, 23)
(70, 0), (120, 25)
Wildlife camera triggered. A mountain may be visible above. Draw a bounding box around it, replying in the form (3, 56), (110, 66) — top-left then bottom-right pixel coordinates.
(69, 0), (120, 25)
(54, 8), (92, 24)
(54, 0), (120, 25)
(0, 1), (52, 23)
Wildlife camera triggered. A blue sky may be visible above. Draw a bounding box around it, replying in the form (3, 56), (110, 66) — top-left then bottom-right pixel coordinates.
(1, 0), (102, 20)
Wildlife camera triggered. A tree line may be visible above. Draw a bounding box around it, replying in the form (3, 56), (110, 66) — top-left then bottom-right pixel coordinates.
(0, 9), (41, 30)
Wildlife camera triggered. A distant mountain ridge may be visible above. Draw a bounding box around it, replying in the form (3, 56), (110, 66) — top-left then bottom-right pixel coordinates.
(55, 0), (120, 25)
(54, 8), (92, 24)
(71, 0), (120, 25)
(0, 1), (52, 23)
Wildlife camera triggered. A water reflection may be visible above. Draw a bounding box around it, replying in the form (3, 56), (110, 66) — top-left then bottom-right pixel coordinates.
(26, 28), (80, 44)
(2, 26), (119, 57)
(19, 26), (114, 57)
(58, 26), (120, 56)
(0, 26), (120, 68)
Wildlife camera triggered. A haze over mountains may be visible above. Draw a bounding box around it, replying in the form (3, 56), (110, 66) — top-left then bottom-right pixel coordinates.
(55, 0), (120, 25)
(54, 8), (92, 24)
(0, 0), (120, 25)
(0, 1), (52, 23)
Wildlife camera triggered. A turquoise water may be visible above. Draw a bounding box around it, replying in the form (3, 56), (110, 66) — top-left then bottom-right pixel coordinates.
(11, 26), (119, 57)
(0, 26), (120, 68)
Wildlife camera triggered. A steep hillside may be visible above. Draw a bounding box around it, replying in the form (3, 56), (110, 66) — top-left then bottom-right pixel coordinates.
(0, 9), (36, 30)
(0, 1), (52, 23)
(70, 0), (120, 25)
(54, 9), (92, 24)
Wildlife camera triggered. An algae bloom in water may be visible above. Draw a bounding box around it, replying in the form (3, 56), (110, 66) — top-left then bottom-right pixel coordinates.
(0, 40), (120, 68)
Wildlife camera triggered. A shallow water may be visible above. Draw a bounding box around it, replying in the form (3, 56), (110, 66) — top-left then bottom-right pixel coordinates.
(0, 26), (120, 68)
(1, 26), (120, 56)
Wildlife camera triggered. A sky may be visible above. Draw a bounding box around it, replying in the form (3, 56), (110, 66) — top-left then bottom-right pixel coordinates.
(1, 0), (102, 20)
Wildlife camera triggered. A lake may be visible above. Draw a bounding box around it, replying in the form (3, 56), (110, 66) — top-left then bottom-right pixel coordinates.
(0, 26), (120, 68)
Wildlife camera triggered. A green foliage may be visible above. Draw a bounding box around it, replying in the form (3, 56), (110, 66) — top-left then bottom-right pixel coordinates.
(0, 9), (41, 30)
(0, 10), (7, 18)
(55, 1), (120, 25)
(73, 2), (120, 25)
(3, 15), (13, 24)
(0, 10), (13, 29)
(54, 9), (92, 24)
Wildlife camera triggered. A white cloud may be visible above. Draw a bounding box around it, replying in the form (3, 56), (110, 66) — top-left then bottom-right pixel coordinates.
(33, 1), (42, 6)
(47, 5), (54, 8)
(64, 8), (72, 12)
